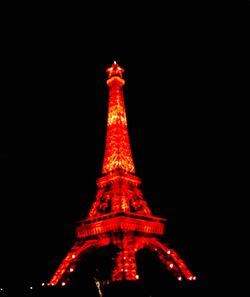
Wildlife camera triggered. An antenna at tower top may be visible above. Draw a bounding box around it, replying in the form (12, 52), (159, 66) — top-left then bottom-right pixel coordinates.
(106, 61), (124, 78)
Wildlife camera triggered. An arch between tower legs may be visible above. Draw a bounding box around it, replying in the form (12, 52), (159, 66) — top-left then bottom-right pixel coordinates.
(136, 237), (196, 281)
(110, 235), (196, 283)
(49, 235), (195, 287)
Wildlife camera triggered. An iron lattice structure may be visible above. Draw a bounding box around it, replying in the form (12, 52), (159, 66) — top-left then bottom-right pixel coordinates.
(48, 62), (196, 287)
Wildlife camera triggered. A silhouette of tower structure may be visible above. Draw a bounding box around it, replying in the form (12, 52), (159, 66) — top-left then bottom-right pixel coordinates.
(48, 61), (196, 288)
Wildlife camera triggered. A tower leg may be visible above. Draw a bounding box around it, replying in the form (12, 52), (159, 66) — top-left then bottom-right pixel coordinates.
(111, 234), (138, 281)
(48, 238), (110, 286)
(145, 238), (196, 281)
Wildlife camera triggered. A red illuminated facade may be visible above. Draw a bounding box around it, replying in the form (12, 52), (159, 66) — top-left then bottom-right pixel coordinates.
(48, 62), (196, 287)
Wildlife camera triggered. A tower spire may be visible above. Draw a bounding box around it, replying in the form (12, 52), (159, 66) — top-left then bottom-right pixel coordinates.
(102, 61), (135, 174)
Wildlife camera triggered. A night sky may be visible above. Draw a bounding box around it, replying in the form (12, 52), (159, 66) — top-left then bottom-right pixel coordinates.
(1, 2), (246, 296)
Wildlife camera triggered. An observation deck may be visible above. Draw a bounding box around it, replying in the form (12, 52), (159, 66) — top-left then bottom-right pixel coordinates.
(76, 212), (166, 238)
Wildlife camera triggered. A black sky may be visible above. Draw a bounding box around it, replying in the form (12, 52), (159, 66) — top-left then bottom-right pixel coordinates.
(1, 2), (247, 295)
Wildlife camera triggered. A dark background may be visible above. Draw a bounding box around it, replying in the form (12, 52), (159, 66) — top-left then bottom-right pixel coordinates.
(1, 1), (247, 296)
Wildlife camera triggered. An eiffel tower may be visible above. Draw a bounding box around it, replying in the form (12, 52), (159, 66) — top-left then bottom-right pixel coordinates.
(48, 61), (196, 291)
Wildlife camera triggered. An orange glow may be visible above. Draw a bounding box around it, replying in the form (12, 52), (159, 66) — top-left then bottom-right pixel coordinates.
(48, 62), (196, 287)
(102, 63), (135, 174)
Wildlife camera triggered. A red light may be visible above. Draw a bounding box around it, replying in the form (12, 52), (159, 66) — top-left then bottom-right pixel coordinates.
(47, 63), (197, 286)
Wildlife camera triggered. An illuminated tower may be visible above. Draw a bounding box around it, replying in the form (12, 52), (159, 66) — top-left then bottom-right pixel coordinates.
(48, 62), (196, 288)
